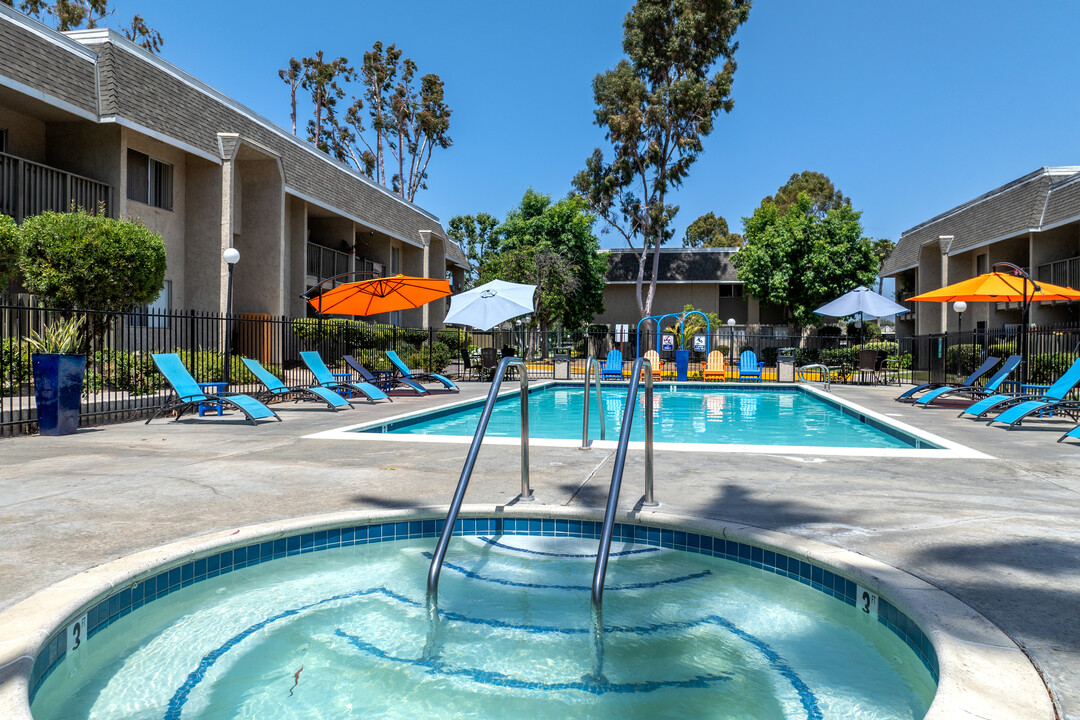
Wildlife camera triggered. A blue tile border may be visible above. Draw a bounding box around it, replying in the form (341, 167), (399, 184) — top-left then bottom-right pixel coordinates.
(29, 515), (939, 702)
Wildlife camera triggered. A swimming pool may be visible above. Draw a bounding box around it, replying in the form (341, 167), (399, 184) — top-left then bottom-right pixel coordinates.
(28, 515), (936, 720)
(310, 382), (985, 457)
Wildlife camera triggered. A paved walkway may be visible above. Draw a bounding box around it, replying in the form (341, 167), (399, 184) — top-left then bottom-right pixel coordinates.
(2, 381), (1079, 718)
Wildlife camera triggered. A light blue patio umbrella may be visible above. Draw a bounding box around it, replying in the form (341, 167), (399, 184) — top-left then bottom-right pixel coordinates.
(814, 286), (910, 319)
(442, 279), (536, 330)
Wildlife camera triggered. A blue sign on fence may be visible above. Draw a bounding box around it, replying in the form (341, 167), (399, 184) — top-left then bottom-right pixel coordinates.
(662, 334), (675, 351)
(693, 334), (706, 352)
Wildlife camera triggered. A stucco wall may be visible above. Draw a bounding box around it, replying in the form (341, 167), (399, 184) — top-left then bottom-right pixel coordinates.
(285, 195), (307, 317)
(234, 157), (284, 315)
(183, 159), (223, 311)
(0, 105), (46, 161)
(120, 127), (189, 311)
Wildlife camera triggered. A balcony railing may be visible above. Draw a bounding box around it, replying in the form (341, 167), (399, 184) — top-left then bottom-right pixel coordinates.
(0, 151), (112, 222)
(1036, 255), (1080, 292)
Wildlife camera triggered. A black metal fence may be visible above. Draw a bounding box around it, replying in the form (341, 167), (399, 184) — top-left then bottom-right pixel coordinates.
(5, 298), (1080, 436)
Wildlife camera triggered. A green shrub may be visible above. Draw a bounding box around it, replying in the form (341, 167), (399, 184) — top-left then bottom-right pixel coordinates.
(90, 349), (165, 395)
(1, 338), (32, 394)
(0, 213), (18, 285)
(987, 341), (1019, 358)
(762, 347), (778, 365)
(436, 328), (469, 353)
(19, 209), (166, 325)
(945, 344), (983, 377)
(174, 349), (252, 384)
(794, 347), (820, 365)
(1028, 352), (1074, 385)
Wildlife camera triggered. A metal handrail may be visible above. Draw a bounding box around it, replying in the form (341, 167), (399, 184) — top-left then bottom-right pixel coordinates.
(427, 357), (531, 602)
(797, 363), (832, 392)
(588, 357), (654, 680)
(580, 356), (606, 449)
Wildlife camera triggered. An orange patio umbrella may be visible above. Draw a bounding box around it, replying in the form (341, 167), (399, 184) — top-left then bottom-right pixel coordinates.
(307, 274), (452, 316)
(907, 262), (1080, 384)
(906, 272), (1080, 304)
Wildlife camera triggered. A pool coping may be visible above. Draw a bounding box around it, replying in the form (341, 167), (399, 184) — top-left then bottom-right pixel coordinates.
(0, 505), (1049, 720)
(303, 381), (993, 459)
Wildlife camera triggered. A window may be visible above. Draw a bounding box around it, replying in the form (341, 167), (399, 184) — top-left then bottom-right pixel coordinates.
(131, 280), (171, 327)
(977, 254), (988, 276)
(127, 150), (173, 210)
(0, 128), (7, 153)
(719, 283), (743, 298)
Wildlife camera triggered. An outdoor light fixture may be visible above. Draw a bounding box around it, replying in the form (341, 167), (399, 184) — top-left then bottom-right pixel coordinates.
(726, 318), (736, 365)
(222, 248), (240, 385)
(953, 301), (967, 377)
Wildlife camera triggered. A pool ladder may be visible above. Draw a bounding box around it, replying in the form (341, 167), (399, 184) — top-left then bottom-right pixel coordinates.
(424, 357), (530, 656)
(580, 356), (606, 448)
(589, 357), (656, 681)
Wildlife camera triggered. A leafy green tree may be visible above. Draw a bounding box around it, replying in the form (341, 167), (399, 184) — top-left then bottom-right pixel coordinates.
(300, 51), (354, 154)
(871, 237), (895, 293)
(732, 193), (877, 329)
(278, 58), (303, 136)
(19, 209), (166, 336)
(683, 211), (742, 247)
(763, 171), (850, 217)
(7, 0), (163, 52)
(572, 0), (752, 319)
(447, 212), (499, 289)
(478, 191), (606, 353)
(328, 42), (452, 202)
(0, 214), (19, 286)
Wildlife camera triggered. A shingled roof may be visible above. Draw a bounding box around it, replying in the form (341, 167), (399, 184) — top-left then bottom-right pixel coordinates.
(882, 167), (1080, 275)
(604, 248), (740, 282)
(0, 7), (464, 267)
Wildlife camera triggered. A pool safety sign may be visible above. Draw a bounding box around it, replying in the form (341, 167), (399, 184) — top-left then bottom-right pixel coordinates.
(693, 334), (707, 352)
(662, 334), (675, 351)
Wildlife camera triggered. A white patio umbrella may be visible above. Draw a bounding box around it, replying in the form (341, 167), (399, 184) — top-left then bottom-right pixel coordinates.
(442, 279), (536, 330)
(814, 286), (910, 319)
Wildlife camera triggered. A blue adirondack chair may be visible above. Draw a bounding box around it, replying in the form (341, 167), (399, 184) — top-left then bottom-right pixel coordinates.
(738, 350), (764, 382)
(601, 349), (624, 380)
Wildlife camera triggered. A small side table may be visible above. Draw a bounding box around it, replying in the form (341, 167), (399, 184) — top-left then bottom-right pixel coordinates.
(197, 382), (228, 417)
(371, 370), (393, 391)
(332, 373), (354, 398)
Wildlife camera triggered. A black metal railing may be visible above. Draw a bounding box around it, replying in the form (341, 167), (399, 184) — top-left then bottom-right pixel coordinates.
(0, 151), (112, 221)
(6, 297), (1080, 436)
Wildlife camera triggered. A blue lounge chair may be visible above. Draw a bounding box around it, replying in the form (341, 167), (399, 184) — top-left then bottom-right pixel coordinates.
(737, 350), (764, 382)
(147, 353), (280, 425)
(960, 357), (1080, 421)
(299, 351), (391, 403)
(897, 355), (1000, 402)
(1058, 425), (1080, 444)
(343, 354), (428, 396)
(601, 349), (624, 380)
(987, 358), (1080, 428)
(241, 358), (351, 411)
(915, 355), (1021, 407)
(385, 350), (458, 391)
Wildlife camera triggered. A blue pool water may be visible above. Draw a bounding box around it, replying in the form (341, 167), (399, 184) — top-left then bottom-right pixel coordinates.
(362, 384), (931, 449)
(30, 520), (936, 719)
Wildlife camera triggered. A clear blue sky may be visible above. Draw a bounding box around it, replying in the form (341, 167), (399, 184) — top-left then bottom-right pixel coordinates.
(109, 0), (1080, 249)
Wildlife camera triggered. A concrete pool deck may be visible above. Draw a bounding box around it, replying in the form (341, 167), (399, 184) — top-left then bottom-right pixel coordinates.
(1, 381), (1079, 718)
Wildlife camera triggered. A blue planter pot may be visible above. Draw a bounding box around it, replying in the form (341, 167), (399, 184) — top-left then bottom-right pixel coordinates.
(675, 349), (690, 381)
(32, 353), (86, 436)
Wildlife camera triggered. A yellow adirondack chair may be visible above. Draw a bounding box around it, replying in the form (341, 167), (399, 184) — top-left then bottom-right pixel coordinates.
(642, 349), (663, 379)
(703, 350), (726, 381)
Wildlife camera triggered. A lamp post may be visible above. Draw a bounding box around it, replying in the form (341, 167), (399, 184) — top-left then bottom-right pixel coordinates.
(953, 300), (967, 379)
(222, 248), (240, 385)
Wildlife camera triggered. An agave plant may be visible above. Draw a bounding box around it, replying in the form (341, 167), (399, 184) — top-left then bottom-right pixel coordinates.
(25, 316), (85, 355)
